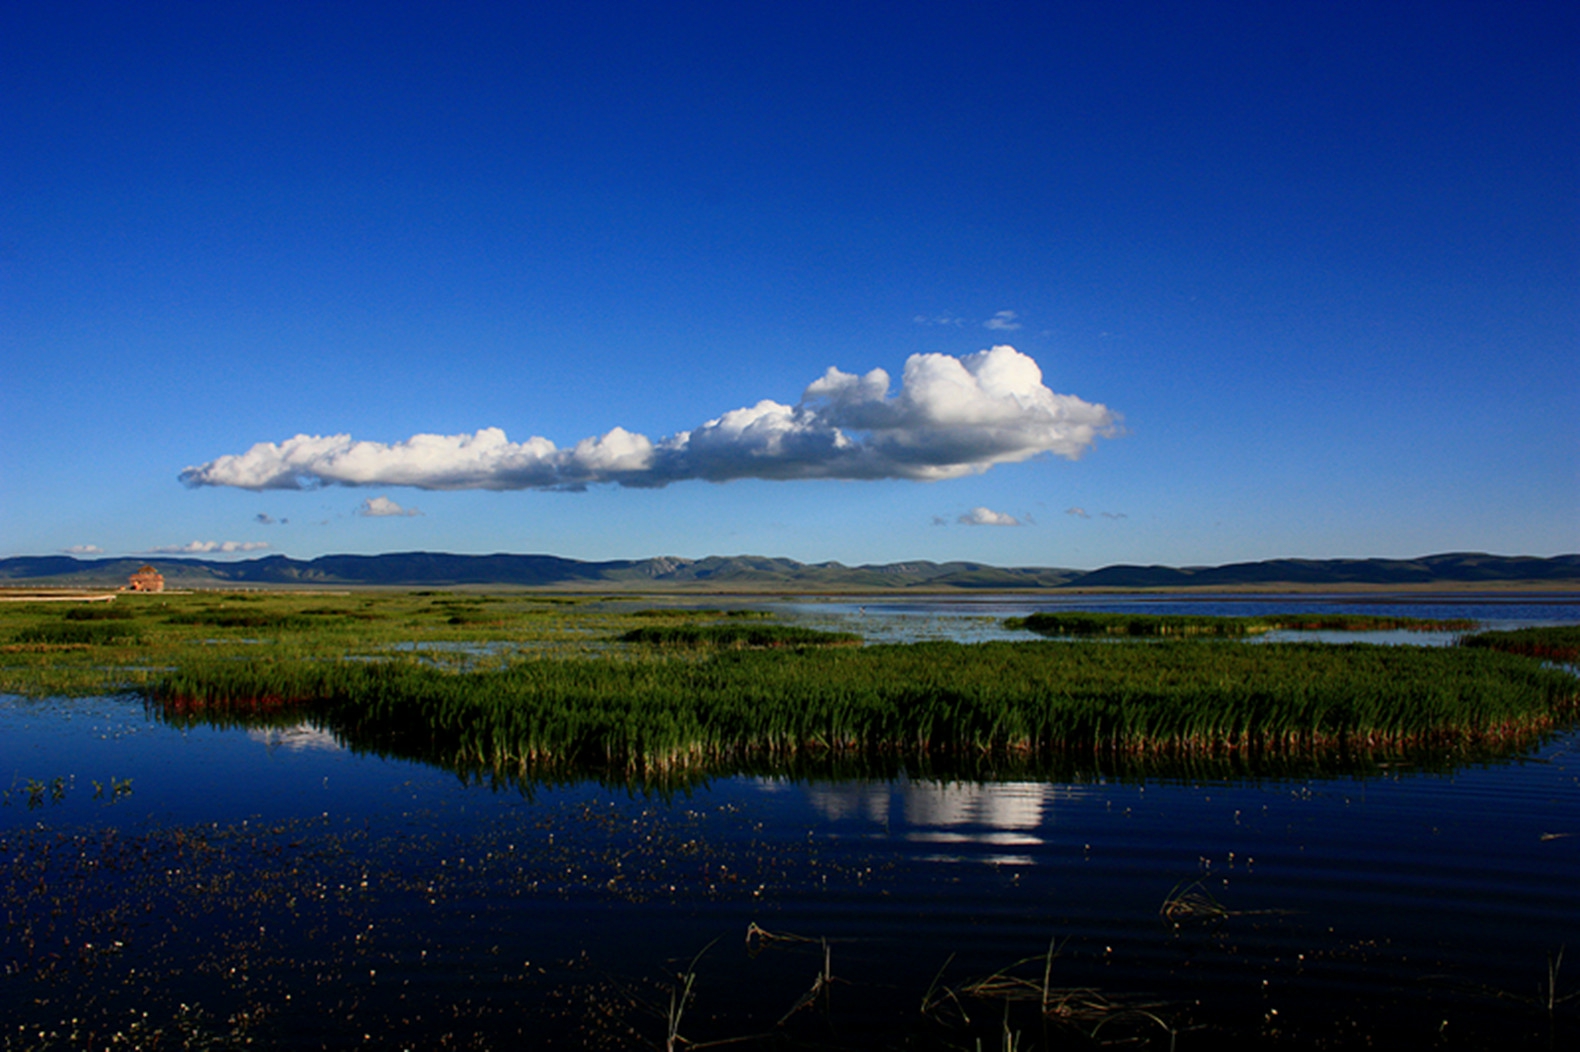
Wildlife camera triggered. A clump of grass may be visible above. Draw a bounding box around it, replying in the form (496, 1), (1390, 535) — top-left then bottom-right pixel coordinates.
(13, 622), (143, 645)
(445, 612), (505, 625)
(163, 606), (381, 628)
(929, 937), (1177, 1046)
(632, 608), (772, 619)
(63, 604), (137, 621)
(1156, 877), (1291, 927)
(619, 624), (862, 648)
(1006, 612), (1474, 638)
(1268, 614), (1476, 632)
(1461, 626), (1580, 663)
(163, 610), (322, 630)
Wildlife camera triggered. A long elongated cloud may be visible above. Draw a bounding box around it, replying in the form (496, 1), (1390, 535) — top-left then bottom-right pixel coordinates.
(146, 540), (271, 554)
(180, 346), (1118, 492)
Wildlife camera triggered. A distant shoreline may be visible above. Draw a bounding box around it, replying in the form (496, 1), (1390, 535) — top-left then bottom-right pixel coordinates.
(4, 550), (1575, 595)
(2, 582), (1577, 599)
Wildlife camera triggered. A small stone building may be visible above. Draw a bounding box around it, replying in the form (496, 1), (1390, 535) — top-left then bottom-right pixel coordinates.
(127, 565), (165, 593)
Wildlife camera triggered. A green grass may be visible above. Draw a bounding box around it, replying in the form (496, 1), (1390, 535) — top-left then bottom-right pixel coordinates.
(1460, 625), (1580, 663)
(62, 604), (138, 621)
(631, 607), (772, 619)
(0, 591), (635, 694)
(619, 623), (861, 648)
(1005, 612), (1476, 638)
(150, 639), (1577, 779)
(11, 621), (144, 646)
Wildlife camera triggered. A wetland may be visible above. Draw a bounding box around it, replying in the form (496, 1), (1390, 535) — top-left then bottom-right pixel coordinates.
(2, 589), (1578, 1048)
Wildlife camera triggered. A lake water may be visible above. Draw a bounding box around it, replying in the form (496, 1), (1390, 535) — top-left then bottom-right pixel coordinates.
(3, 594), (1578, 1049)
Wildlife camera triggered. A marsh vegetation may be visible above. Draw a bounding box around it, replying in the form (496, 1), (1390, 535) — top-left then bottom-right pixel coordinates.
(1, 591), (1574, 783)
(1461, 624), (1580, 663)
(1004, 610), (1477, 638)
(149, 640), (1577, 785)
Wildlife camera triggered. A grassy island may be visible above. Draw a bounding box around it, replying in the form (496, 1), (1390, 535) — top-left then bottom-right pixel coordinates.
(154, 640), (1576, 778)
(1005, 611), (1477, 637)
(1460, 625), (1580, 663)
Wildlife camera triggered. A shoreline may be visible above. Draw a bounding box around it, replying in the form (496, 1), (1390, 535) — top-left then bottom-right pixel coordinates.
(4, 582), (1579, 600)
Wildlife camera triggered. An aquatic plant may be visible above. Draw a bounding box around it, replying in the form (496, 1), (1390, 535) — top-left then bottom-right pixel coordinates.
(619, 623), (861, 648)
(12, 621), (142, 646)
(665, 938), (717, 1052)
(922, 936), (1179, 1049)
(1006, 611), (1475, 638)
(631, 607), (771, 618)
(62, 605), (137, 621)
(1460, 626), (1580, 663)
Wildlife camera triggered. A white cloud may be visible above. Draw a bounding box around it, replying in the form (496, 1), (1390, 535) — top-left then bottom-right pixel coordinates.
(61, 544), (104, 555)
(1101, 511), (1128, 520)
(357, 496), (422, 517)
(913, 313), (965, 327)
(984, 310), (1022, 331)
(958, 506), (1023, 527)
(1065, 507), (1090, 519)
(146, 541), (271, 554)
(181, 346), (1118, 492)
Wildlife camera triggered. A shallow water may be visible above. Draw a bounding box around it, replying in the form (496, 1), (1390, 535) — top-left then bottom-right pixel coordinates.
(780, 592), (1580, 646)
(4, 596), (1579, 1049)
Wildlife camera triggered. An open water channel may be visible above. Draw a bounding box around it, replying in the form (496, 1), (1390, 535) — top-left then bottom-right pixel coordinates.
(3, 595), (1579, 1049)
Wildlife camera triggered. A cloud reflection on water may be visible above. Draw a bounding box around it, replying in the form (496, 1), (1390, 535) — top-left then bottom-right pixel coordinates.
(761, 778), (1088, 866)
(247, 724), (342, 752)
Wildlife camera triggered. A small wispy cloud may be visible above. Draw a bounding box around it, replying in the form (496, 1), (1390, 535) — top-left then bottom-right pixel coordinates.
(1065, 507), (1090, 519)
(356, 496), (422, 517)
(958, 506), (1023, 527)
(146, 541), (271, 554)
(254, 513), (288, 525)
(931, 515), (949, 526)
(60, 544), (103, 555)
(984, 310), (1022, 331)
(1101, 511), (1128, 520)
(913, 313), (965, 327)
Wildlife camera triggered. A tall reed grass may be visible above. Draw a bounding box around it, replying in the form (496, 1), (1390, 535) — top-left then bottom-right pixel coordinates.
(1460, 626), (1580, 663)
(1006, 612), (1475, 638)
(152, 640), (1578, 779)
(619, 624), (861, 648)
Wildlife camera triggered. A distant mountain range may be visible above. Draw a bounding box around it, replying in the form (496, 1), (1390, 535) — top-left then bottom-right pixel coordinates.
(2, 551), (1577, 591)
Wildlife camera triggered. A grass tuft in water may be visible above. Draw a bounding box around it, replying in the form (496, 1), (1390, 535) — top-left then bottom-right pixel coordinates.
(1460, 626), (1580, 663)
(1006, 611), (1476, 638)
(619, 623), (861, 648)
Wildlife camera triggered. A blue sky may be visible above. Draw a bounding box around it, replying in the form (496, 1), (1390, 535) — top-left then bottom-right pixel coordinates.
(3, 1), (1575, 569)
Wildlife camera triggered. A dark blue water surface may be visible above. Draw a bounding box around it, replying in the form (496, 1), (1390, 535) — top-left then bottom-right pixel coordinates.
(3, 596), (1578, 1050)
